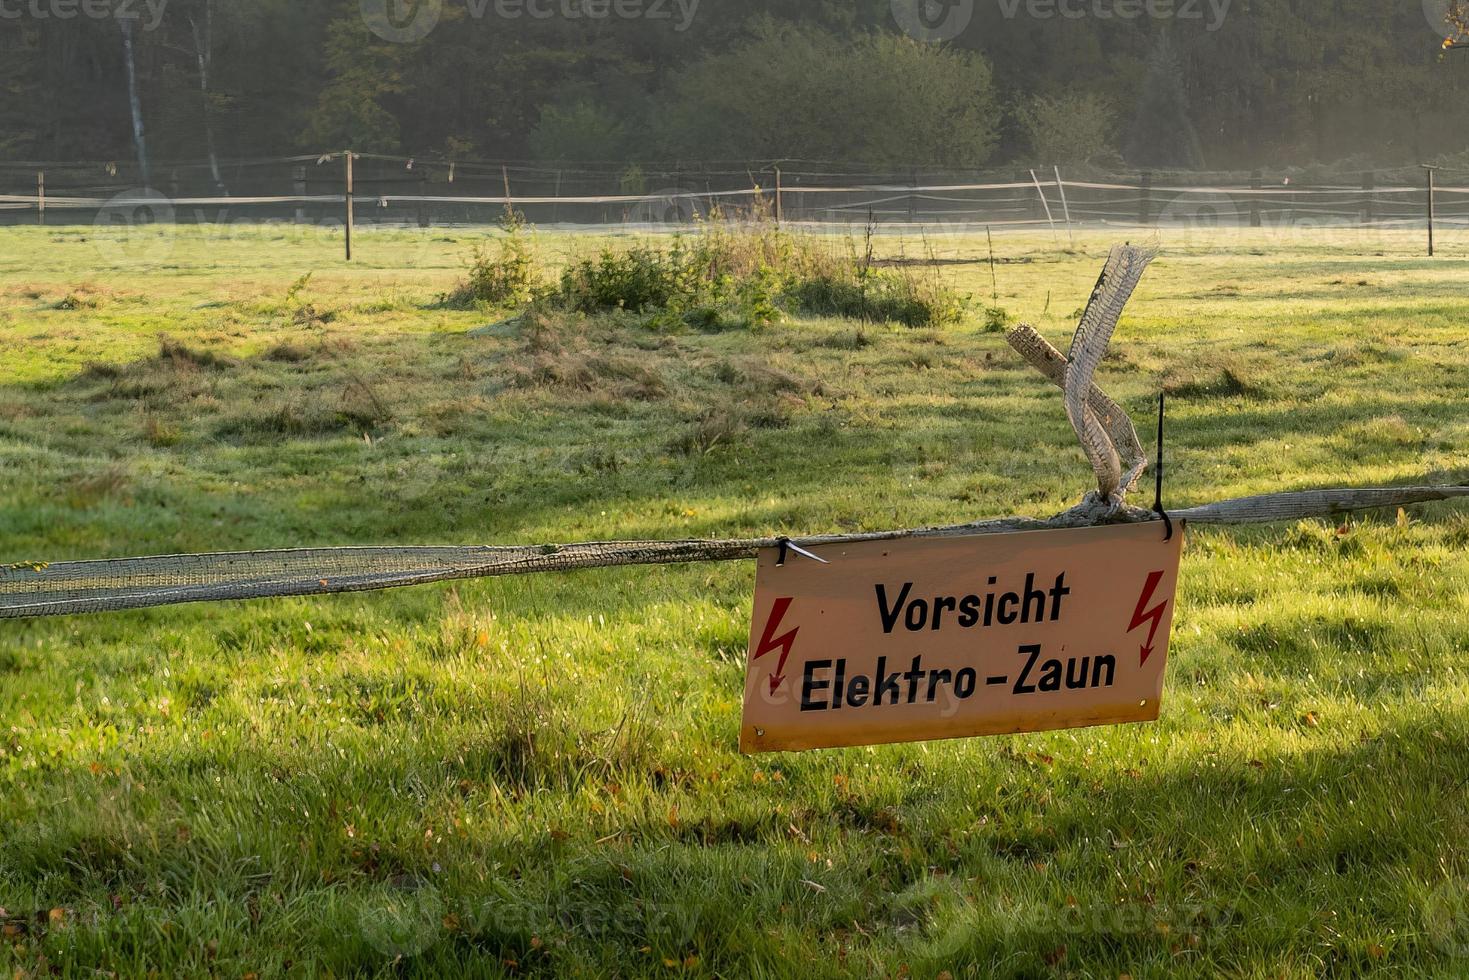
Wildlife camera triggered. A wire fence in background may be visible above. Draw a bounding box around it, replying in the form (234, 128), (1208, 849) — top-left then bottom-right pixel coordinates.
(3, 154), (1468, 236)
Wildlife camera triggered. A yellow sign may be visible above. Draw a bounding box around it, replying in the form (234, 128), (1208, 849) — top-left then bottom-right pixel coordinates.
(741, 523), (1185, 753)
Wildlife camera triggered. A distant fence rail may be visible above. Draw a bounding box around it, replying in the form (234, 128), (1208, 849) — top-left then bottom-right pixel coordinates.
(3, 153), (1468, 231)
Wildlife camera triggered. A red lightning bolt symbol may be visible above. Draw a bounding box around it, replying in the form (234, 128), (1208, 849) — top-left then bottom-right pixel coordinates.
(753, 597), (799, 695)
(1128, 571), (1169, 667)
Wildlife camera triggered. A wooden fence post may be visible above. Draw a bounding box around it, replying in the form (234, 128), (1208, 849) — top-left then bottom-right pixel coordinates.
(1054, 165), (1074, 245)
(293, 165), (307, 224)
(1250, 170), (1262, 228)
(1138, 172), (1153, 226)
(343, 150), (354, 262)
(1362, 171), (1375, 225)
(36, 170), (44, 225)
(1425, 165), (1437, 257)
(1030, 169), (1059, 245)
(774, 166), (783, 227)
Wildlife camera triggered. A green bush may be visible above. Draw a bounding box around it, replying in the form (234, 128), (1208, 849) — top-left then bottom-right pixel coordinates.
(981, 305), (1013, 333)
(558, 245), (694, 315)
(453, 211), (965, 331)
(442, 214), (545, 308)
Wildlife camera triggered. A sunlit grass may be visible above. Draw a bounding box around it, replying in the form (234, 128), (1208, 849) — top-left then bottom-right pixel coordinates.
(1, 223), (1467, 977)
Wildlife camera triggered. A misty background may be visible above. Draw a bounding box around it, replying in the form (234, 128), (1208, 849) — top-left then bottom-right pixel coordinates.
(5, 0), (1469, 181)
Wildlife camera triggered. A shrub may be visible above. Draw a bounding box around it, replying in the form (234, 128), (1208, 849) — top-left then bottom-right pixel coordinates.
(981, 306), (1012, 333)
(443, 213), (545, 308)
(558, 246), (693, 315)
(454, 210), (965, 331)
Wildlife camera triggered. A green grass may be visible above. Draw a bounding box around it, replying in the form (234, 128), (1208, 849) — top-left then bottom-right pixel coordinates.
(1, 222), (1468, 977)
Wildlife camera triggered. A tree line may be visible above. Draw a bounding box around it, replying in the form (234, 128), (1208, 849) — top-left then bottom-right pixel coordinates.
(3, 0), (1468, 176)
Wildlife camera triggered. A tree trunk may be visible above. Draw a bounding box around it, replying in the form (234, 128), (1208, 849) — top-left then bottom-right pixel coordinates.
(190, 2), (227, 195)
(120, 17), (149, 188)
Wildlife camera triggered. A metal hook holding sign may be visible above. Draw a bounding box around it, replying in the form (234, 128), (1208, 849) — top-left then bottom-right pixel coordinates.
(1153, 392), (1174, 542)
(776, 538), (830, 567)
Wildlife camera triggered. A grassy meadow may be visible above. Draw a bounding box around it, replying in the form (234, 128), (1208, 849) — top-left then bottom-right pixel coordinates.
(1, 220), (1468, 977)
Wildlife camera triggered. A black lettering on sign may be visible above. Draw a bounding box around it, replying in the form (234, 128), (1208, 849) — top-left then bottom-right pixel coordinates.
(874, 657), (901, 706)
(789, 648), (1117, 714)
(800, 661), (831, 712)
(1013, 644), (1119, 696)
(1014, 644), (1042, 694)
(872, 573), (1073, 635)
(876, 583), (913, 634)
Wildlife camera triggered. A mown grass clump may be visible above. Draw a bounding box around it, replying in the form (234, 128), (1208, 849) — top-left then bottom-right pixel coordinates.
(786, 269), (963, 329)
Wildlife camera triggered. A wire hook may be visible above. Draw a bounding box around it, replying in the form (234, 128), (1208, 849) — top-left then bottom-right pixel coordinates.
(1153, 392), (1174, 542)
(775, 538), (830, 567)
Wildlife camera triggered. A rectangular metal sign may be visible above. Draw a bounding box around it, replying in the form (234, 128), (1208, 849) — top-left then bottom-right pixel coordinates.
(741, 523), (1185, 753)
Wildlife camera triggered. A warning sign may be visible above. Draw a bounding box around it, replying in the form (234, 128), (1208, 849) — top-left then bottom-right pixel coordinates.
(741, 523), (1185, 753)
